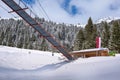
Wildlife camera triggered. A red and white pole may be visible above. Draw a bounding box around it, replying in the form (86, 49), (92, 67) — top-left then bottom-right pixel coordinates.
(96, 37), (101, 48)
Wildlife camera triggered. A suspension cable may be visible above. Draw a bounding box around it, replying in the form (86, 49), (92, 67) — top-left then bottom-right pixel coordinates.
(20, 0), (38, 17)
(30, 3), (46, 19)
(37, 0), (51, 21)
(0, 4), (18, 18)
(20, 0), (51, 21)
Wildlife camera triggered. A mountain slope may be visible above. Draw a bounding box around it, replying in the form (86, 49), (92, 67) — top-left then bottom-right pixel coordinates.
(96, 16), (120, 23)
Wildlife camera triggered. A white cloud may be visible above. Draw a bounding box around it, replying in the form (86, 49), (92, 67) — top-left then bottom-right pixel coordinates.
(32, 0), (120, 24)
(0, 0), (120, 25)
(70, 0), (119, 23)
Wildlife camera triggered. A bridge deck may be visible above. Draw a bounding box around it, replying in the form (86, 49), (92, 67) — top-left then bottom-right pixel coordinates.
(2, 0), (73, 60)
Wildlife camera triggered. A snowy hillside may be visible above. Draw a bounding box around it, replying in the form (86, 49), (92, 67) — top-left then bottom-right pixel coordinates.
(0, 46), (120, 80)
(96, 16), (120, 23)
(0, 45), (62, 70)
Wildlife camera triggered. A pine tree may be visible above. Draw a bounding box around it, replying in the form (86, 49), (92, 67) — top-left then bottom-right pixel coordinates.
(110, 21), (120, 53)
(84, 17), (96, 49)
(40, 38), (48, 51)
(91, 24), (97, 47)
(85, 17), (93, 36)
(8, 34), (14, 46)
(74, 28), (85, 50)
(0, 32), (4, 45)
(102, 22), (110, 48)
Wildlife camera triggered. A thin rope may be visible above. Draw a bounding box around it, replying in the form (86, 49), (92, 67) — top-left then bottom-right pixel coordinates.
(0, 4), (17, 18)
(37, 0), (51, 21)
(20, 0), (38, 17)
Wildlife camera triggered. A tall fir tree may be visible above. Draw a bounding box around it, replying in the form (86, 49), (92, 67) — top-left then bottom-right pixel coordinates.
(74, 28), (85, 50)
(0, 32), (4, 45)
(84, 17), (96, 49)
(40, 38), (48, 51)
(102, 22), (110, 48)
(109, 21), (120, 53)
(85, 17), (93, 36)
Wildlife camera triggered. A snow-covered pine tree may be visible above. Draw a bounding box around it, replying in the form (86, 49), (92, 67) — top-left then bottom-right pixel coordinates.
(109, 21), (120, 53)
(101, 22), (110, 48)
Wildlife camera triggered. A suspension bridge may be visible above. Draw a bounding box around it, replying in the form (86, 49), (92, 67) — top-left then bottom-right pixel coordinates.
(1, 0), (74, 60)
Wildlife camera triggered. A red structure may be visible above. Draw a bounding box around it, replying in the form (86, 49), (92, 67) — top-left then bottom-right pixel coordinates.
(96, 37), (101, 48)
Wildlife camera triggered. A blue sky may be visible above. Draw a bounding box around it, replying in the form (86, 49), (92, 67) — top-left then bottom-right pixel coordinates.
(60, 0), (79, 15)
(0, 0), (120, 24)
(22, 0), (35, 5)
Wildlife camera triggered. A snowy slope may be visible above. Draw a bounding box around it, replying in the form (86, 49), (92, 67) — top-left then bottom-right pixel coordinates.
(0, 46), (62, 70)
(0, 45), (120, 80)
(96, 16), (120, 23)
(76, 24), (85, 27)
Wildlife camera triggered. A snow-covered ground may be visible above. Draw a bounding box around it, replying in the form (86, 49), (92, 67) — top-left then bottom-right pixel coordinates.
(0, 45), (120, 80)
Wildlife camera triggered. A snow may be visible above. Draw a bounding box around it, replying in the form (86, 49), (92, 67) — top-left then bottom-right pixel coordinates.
(96, 16), (120, 23)
(71, 48), (108, 53)
(0, 45), (120, 80)
(0, 46), (62, 70)
(76, 24), (85, 27)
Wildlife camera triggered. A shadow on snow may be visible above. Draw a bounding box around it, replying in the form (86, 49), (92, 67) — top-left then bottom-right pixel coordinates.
(0, 61), (71, 73)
